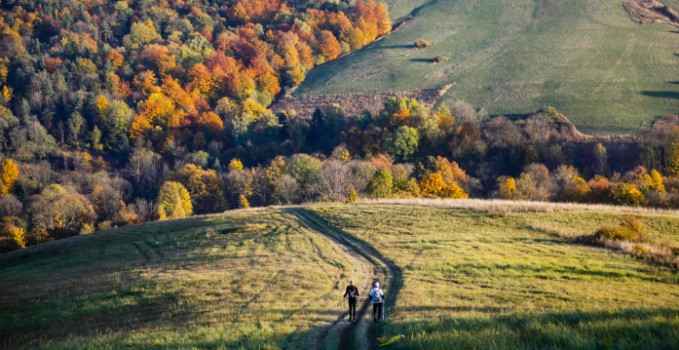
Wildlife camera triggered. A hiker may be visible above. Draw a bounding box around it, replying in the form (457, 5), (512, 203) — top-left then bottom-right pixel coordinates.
(369, 280), (385, 322)
(344, 280), (359, 321)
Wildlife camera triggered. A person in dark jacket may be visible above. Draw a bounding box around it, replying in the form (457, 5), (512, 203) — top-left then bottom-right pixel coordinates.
(344, 280), (360, 321)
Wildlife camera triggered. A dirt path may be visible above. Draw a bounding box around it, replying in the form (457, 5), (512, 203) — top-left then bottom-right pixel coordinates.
(286, 208), (403, 350)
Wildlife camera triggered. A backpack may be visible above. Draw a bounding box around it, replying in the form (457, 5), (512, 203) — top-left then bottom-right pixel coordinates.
(371, 288), (383, 303)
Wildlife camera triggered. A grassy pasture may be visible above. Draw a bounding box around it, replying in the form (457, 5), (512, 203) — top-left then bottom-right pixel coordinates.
(2, 200), (679, 349)
(0, 210), (372, 350)
(297, 0), (679, 132)
(313, 202), (679, 349)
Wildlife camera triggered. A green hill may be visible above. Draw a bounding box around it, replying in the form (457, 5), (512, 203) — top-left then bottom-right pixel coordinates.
(2, 201), (678, 349)
(296, 0), (679, 132)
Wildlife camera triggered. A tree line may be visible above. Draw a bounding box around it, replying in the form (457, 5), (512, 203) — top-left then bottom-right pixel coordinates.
(2, 95), (679, 252)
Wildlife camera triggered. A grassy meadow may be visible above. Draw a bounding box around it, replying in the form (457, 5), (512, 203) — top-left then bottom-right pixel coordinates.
(313, 202), (679, 349)
(2, 201), (679, 349)
(296, 0), (679, 132)
(0, 210), (373, 350)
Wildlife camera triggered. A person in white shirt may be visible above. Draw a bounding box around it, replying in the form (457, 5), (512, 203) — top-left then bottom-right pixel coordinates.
(369, 280), (385, 322)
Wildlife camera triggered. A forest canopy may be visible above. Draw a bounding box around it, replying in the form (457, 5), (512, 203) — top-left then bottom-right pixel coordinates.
(0, 0), (391, 160)
(2, 1), (679, 254)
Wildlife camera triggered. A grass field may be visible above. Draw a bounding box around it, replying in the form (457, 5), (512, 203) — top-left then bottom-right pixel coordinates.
(314, 201), (679, 349)
(0, 210), (373, 350)
(296, 0), (679, 132)
(2, 201), (679, 349)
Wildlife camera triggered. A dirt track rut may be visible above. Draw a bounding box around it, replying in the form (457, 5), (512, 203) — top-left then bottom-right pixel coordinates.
(286, 208), (403, 350)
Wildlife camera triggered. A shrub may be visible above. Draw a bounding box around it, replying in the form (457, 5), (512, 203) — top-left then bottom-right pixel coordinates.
(611, 183), (645, 206)
(238, 194), (250, 208)
(414, 39), (431, 48)
(347, 187), (358, 203)
(431, 56), (447, 63)
(594, 217), (646, 242)
(1, 219), (26, 250)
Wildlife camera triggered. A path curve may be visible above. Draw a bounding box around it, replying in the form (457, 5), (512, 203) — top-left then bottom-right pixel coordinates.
(285, 208), (403, 350)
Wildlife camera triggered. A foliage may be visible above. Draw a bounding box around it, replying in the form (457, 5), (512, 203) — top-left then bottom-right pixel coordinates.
(594, 217), (646, 242)
(157, 181), (193, 220)
(367, 169), (394, 198)
(229, 159), (245, 172)
(612, 183), (645, 207)
(0, 158), (19, 194)
(239, 194), (251, 209)
(1, 217), (26, 250)
(497, 176), (518, 199)
(387, 126), (419, 160)
(30, 184), (96, 239)
(419, 171), (468, 199)
(175, 164), (224, 214)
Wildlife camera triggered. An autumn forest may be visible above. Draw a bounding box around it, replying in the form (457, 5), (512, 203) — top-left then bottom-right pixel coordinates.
(1, 0), (679, 253)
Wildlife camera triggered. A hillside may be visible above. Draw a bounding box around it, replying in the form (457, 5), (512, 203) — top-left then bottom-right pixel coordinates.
(0, 210), (376, 350)
(2, 201), (679, 349)
(295, 0), (679, 132)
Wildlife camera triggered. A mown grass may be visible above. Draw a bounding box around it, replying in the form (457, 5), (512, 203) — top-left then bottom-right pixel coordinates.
(297, 0), (679, 132)
(313, 203), (679, 349)
(0, 210), (372, 350)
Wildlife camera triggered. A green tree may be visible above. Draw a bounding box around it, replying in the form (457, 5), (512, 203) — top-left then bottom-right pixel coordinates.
(387, 126), (419, 160)
(367, 169), (393, 198)
(124, 20), (161, 49)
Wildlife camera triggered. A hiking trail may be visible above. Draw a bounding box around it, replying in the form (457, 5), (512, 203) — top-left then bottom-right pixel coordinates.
(285, 208), (403, 350)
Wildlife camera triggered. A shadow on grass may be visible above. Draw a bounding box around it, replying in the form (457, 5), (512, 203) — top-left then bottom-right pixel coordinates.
(381, 308), (679, 349)
(0, 214), (339, 350)
(640, 90), (679, 99)
(378, 44), (417, 49)
(409, 58), (439, 63)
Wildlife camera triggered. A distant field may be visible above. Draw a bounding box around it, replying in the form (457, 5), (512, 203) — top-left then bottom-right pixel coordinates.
(0, 210), (373, 350)
(315, 202), (679, 349)
(297, 0), (679, 132)
(2, 201), (679, 349)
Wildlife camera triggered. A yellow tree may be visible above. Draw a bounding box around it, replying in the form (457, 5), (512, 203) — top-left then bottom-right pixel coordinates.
(421, 171), (468, 199)
(649, 169), (666, 193)
(157, 181), (193, 219)
(318, 30), (342, 61)
(2, 219), (26, 249)
(175, 164), (225, 213)
(420, 172), (446, 197)
(229, 158), (245, 172)
(0, 159), (19, 195)
(497, 176), (517, 199)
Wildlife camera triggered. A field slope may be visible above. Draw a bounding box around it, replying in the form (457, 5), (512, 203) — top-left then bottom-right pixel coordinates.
(315, 201), (679, 349)
(296, 0), (679, 132)
(1, 201), (679, 349)
(0, 210), (376, 350)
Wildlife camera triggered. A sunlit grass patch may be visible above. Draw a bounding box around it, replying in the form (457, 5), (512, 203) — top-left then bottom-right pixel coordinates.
(313, 202), (679, 349)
